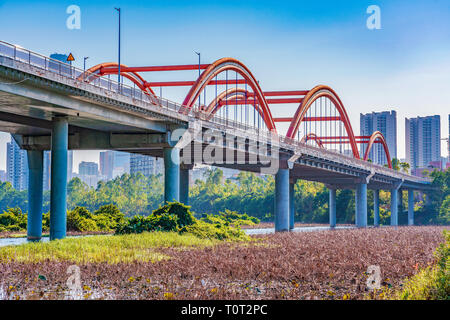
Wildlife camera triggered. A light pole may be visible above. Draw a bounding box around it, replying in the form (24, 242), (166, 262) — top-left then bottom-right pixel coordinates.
(83, 56), (89, 81)
(114, 7), (121, 91)
(195, 51), (200, 107)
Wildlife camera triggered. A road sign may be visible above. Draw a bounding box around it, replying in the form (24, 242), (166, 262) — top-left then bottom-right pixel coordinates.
(67, 53), (75, 62)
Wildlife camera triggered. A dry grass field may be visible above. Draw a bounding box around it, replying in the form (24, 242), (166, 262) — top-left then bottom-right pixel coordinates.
(0, 226), (446, 300)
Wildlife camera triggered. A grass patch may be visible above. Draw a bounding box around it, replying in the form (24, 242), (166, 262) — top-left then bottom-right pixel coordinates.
(0, 231), (219, 264)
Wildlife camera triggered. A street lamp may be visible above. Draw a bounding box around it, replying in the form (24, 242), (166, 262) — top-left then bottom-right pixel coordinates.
(83, 56), (89, 81)
(114, 7), (121, 91)
(195, 51), (200, 107)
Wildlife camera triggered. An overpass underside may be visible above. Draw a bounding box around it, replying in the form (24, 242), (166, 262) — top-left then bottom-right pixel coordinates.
(0, 53), (433, 240)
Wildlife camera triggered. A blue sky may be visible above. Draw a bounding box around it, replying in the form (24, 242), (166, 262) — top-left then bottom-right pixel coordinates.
(1, 0), (449, 171)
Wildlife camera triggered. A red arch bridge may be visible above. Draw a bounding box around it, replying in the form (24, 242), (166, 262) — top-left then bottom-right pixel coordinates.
(0, 41), (433, 240)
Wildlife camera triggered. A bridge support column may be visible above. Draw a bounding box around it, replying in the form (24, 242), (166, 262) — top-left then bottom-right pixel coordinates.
(180, 167), (189, 205)
(27, 150), (43, 241)
(164, 147), (180, 203)
(289, 181), (295, 230)
(390, 188), (398, 226)
(355, 183), (367, 227)
(373, 189), (380, 227)
(408, 189), (414, 226)
(398, 190), (403, 215)
(50, 117), (68, 240)
(329, 188), (337, 228)
(275, 169), (289, 232)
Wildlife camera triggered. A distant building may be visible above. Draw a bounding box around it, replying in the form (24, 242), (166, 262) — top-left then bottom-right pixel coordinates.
(448, 114), (450, 162)
(6, 136), (28, 190)
(100, 151), (114, 180)
(360, 110), (397, 165)
(406, 115), (441, 171)
(99, 151), (130, 180)
(0, 170), (6, 182)
(79, 161), (99, 176)
(130, 154), (163, 177)
(43, 150), (74, 191)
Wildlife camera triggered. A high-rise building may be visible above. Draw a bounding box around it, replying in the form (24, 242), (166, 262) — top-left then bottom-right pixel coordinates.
(360, 110), (397, 165)
(130, 154), (163, 177)
(100, 151), (114, 180)
(99, 151), (130, 180)
(448, 114), (450, 162)
(42, 150), (73, 191)
(406, 115), (441, 171)
(79, 161), (99, 176)
(6, 136), (28, 190)
(0, 170), (7, 182)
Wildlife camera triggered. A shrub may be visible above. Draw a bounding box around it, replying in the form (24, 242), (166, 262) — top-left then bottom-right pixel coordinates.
(67, 207), (99, 232)
(153, 202), (194, 227)
(393, 230), (449, 300)
(115, 202), (249, 241)
(0, 208), (27, 231)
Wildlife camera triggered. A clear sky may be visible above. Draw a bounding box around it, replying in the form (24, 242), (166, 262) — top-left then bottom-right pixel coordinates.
(0, 0), (449, 172)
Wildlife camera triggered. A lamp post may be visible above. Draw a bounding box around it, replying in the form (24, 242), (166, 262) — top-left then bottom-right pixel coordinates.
(83, 56), (89, 81)
(114, 7), (121, 91)
(195, 51), (200, 108)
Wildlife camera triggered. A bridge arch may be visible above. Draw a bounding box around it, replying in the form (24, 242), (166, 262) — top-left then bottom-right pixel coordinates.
(202, 87), (267, 122)
(363, 131), (393, 169)
(181, 58), (276, 132)
(286, 85), (360, 159)
(301, 133), (325, 148)
(80, 62), (156, 96)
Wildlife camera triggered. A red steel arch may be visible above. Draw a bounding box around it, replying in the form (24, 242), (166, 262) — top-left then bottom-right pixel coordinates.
(181, 58), (277, 132)
(286, 85), (360, 159)
(79, 59), (394, 169)
(203, 87), (267, 121)
(301, 133), (325, 148)
(81, 62), (156, 96)
(363, 131), (393, 169)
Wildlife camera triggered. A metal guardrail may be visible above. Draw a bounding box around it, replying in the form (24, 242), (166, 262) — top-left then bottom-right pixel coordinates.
(0, 40), (430, 184)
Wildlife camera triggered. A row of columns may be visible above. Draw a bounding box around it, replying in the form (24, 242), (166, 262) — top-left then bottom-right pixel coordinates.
(27, 116), (68, 241)
(328, 185), (415, 228)
(273, 170), (417, 232)
(26, 121), (190, 241)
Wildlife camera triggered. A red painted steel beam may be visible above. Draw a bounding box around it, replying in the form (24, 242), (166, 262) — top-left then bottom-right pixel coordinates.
(249, 90), (309, 97)
(274, 116), (342, 122)
(319, 141), (380, 145)
(318, 136), (372, 140)
(146, 79), (247, 87)
(219, 98), (303, 105)
(101, 64), (210, 73)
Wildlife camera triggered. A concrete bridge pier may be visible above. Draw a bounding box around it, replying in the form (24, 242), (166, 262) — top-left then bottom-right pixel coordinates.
(355, 182), (367, 227)
(27, 150), (44, 240)
(390, 188), (398, 226)
(408, 189), (414, 226)
(274, 168), (290, 232)
(329, 188), (336, 228)
(180, 166), (190, 205)
(164, 147), (180, 203)
(49, 116), (68, 240)
(373, 189), (380, 227)
(289, 180), (295, 230)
